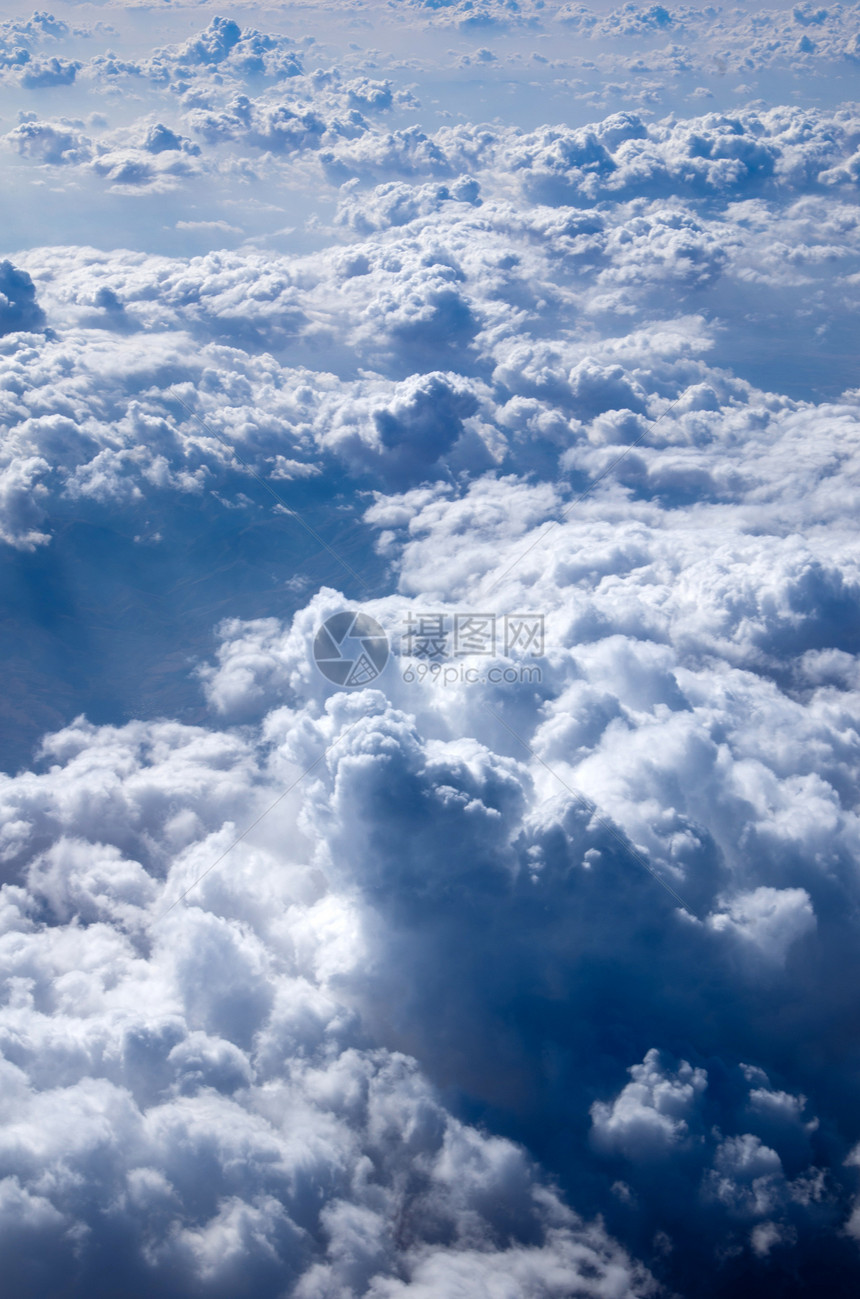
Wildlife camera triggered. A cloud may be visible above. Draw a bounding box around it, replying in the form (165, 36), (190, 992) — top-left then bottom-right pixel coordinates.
(19, 56), (80, 89)
(0, 706), (656, 1299)
(6, 117), (94, 165)
(335, 177), (482, 235)
(120, 17), (304, 85)
(706, 886), (817, 965)
(320, 370), (486, 482)
(143, 123), (199, 156)
(591, 1050), (708, 1158)
(502, 106), (860, 207)
(0, 454), (50, 550)
(2, 7), (860, 1295)
(0, 262), (46, 337)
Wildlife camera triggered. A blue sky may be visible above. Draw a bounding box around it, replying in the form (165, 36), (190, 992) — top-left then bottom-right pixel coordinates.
(0, 1), (859, 1295)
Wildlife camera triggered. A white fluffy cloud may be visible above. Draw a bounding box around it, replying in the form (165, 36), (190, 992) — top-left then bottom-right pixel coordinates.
(706, 886), (816, 965)
(0, 706), (657, 1299)
(591, 1050), (708, 1157)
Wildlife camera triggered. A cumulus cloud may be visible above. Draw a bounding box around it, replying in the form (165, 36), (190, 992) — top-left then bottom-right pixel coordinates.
(0, 707), (657, 1299)
(6, 116), (95, 165)
(19, 55), (79, 88)
(706, 886), (817, 965)
(0, 261), (46, 337)
(591, 1050), (708, 1158)
(501, 106), (860, 207)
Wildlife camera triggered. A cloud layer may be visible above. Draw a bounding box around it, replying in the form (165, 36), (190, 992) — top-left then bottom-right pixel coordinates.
(1, 3), (859, 1296)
